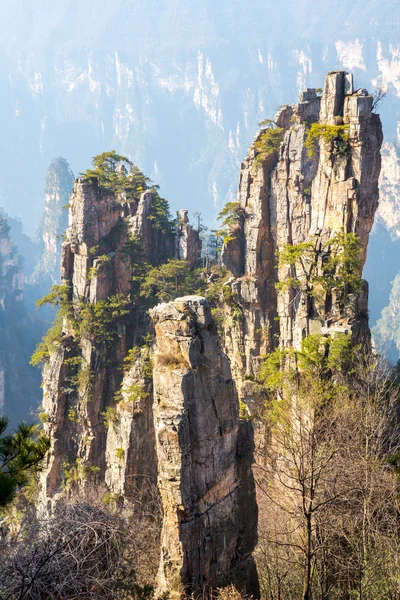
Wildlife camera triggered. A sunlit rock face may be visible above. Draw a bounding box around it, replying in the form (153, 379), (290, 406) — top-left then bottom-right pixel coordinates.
(221, 71), (382, 402)
(37, 174), (255, 597)
(151, 296), (258, 598)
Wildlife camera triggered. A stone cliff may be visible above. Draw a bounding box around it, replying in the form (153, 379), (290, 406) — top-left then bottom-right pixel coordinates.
(151, 296), (258, 597)
(221, 71), (382, 403)
(37, 70), (382, 597)
(29, 157), (74, 286)
(37, 172), (255, 596)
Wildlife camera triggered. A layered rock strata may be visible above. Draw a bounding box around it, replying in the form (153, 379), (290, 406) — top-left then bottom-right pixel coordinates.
(222, 71), (382, 400)
(151, 296), (258, 597)
(38, 177), (255, 596)
(39, 180), (177, 504)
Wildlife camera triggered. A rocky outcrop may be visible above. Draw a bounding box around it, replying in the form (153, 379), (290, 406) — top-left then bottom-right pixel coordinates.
(38, 172), (258, 597)
(222, 71), (382, 398)
(175, 210), (202, 267)
(37, 70), (382, 597)
(151, 296), (258, 598)
(39, 179), (177, 505)
(29, 158), (74, 285)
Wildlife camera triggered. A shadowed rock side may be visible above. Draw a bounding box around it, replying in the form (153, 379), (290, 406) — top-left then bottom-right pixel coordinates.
(150, 296), (258, 598)
(222, 71), (382, 402)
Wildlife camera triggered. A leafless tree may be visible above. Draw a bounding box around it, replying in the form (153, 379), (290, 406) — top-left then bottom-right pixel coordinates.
(0, 485), (165, 600)
(255, 345), (400, 600)
(372, 86), (387, 112)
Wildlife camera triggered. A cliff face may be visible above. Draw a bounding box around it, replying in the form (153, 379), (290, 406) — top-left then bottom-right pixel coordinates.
(38, 70), (382, 597)
(38, 175), (255, 596)
(151, 296), (257, 597)
(40, 179), (176, 503)
(222, 71), (382, 399)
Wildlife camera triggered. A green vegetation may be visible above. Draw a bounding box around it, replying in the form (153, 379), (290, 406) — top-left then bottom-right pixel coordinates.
(214, 201), (243, 244)
(33, 284), (132, 361)
(253, 120), (284, 164)
(81, 151), (147, 200)
(78, 294), (131, 346)
(101, 406), (119, 429)
(0, 416), (50, 507)
(81, 152), (175, 235)
(305, 123), (350, 158)
(257, 337), (400, 599)
(276, 231), (363, 315)
(147, 193), (175, 235)
(67, 408), (78, 423)
(30, 317), (63, 366)
(123, 343), (153, 379)
(115, 448), (125, 460)
(115, 382), (149, 405)
(38, 411), (50, 424)
(140, 259), (204, 304)
(36, 284), (72, 315)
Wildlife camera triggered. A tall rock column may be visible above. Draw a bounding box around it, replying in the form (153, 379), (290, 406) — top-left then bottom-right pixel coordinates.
(221, 71), (382, 399)
(151, 296), (258, 598)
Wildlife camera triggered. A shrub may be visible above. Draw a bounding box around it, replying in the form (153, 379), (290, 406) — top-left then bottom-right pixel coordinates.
(156, 350), (189, 370)
(214, 202), (244, 244)
(78, 294), (131, 346)
(140, 260), (204, 304)
(253, 122), (284, 163)
(305, 123), (350, 157)
(30, 318), (63, 366)
(101, 406), (119, 429)
(115, 448), (125, 460)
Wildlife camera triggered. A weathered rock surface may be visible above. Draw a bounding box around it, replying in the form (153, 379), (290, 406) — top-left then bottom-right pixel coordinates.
(38, 175), (257, 595)
(175, 210), (202, 267)
(151, 296), (258, 598)
(40, 180), (179, 507)
(222, 71), (382, 399)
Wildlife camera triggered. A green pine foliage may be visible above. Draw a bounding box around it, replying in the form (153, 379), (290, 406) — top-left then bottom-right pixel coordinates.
(259, 333), (355, 399)
(253, 120), (284, 164)
(140, 260), (204, 304)
(276, 231), (363, 314)
(214, 201), (243, 244)
(30, 317), (63, 366)
(305, 123), (350, 158)
(0, 416), (50, 507)
(81, 151), (175, 233)
(78, 294), (131, 346)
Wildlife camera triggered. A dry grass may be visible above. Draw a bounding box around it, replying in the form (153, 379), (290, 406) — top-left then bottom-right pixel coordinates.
(155, 349), (189, 370)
